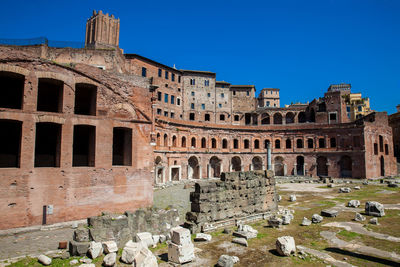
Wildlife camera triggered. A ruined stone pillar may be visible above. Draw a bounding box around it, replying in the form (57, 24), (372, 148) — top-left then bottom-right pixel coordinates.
(284, 164), (287, 176)
(250, 164), (253, 171)
(267, 142), (272, 170)
(294, 164), (297, 176)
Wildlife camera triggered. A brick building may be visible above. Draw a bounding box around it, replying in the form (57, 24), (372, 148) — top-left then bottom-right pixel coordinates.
(0, 10), (397, 230)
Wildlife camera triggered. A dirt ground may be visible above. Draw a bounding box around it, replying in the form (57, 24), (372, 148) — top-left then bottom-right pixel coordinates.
(4, 181), (400, 267)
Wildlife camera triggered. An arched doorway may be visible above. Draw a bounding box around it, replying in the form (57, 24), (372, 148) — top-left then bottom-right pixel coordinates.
(296, 156), (304, 176)
(317, 156), (328, 177)
(231, 156), (242, 171)
(252, 156), (263, 170)
(188, 156), (200, 179)
(298, 112), (306, 123)
(274, 156), (284, 176)
(154, 156), (164, 184)
(339, 155), (352, 178)
(380, 156), (385, 177)
(209, 156), (222, 178)
(273, 113), (283, 124)
(285, 112), (295, 124)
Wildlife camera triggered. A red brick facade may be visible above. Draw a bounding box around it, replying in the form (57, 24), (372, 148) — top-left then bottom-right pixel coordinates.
(0, 10), (397, 230)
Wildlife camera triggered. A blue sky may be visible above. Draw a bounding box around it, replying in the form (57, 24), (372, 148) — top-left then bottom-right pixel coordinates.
(1, 0), (399, 113)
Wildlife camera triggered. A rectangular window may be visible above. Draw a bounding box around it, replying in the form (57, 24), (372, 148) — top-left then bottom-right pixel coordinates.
(205, 80), (209, 86)
(164, 111), (168, 116)
(157, 108), (161, 115)
(171, 95), (175, 104)
(34, 122), (61, 167)
(171, 73), (175, 82)
(221, 93), (224, 98)
(165, 71), (169, 79)
(158, 68), (162, 77)
(266, 101), (270, 107)
(141, 67), (147, 77)
(191, 103), (195, 109)
(178, 76), (181, 83)
(189, 113), (195, 120)
(220, 114), (225, 121)
(75, 83), (97, 116)
(164, 93), (168, 103)
(247, 91), (250, 96)
(218, 104), (222, 108)
(157, 92), (162, 101)
(177, 98), (181, 106)
(207, 93), (211, 97)
(73, 125), (96, 167)
(201, 104), (205, 110)
(171, 112), (175, 118)
(190, 79), (195, 85)
(191, 91), (195, 96)
(233, 91), (236, 96)
(112, 127), (132, 166)
(37, 78), (63, 113)
(0, 72), (24, 109)
(329, 112), (337, 122)
(0, 120), (22, 168)
(346, 107), (350, 112)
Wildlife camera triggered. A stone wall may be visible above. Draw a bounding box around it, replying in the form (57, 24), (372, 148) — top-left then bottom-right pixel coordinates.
(71, 208), (180, 250)
(185, 171), (277, 233)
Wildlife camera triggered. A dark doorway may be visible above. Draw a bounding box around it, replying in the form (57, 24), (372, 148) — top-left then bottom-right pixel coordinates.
(231, 156), (242, 171)
(380, 156), (385, 177)
(210, 156), (221, 178)
(296, 156), (304, 176)
(317, 156), (328, 177)
(340, 156), (352, 178)
(112, 127), (132, 166)
(0, 71), (24, 109)
(34, 123), (61, 167)
(0, 120), (22, 168)
(73, 125), (96, 167)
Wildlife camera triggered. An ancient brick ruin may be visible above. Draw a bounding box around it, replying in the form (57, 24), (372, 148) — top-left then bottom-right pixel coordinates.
(185, 171), (277, 233)
(0, 10), (397, 230)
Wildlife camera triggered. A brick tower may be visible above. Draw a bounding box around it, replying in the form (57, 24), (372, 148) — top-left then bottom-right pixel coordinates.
(85, 10), (120, 49)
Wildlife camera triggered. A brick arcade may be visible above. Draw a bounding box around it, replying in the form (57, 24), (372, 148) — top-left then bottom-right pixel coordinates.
(0, 10), (397, 230)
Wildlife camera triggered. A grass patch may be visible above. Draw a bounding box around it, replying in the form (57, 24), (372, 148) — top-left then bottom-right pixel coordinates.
(338, 230), (361, 239)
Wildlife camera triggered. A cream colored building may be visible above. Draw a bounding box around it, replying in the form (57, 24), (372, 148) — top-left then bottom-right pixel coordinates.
(345, 92), (372, 121)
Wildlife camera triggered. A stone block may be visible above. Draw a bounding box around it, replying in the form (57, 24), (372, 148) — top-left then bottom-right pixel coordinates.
(121, 241), (142, 264)
(348, 200), (360, 208)
(103, 252), (116, 267)
(167, 241), (194, 264)
(102, 241), (118, 254)
(69, 240), (90, 256)
(73, 227), (89, 242)
(88, 241), (103, 259)
(365, 201), (385, 217)
(38, 255), (52, 266)
(135, 232), (154, 247)
(232, 237), (248, 247)
(276, 236), (296, 256)
(311, 214), (323, 223)
(321, 209), (338, 217)
(194, 233), (212, 242)
(170, 226), (191, 246)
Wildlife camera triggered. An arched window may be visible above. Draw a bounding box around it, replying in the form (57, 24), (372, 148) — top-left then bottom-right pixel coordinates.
(275, 139), (281, 149)
(254, 139), (260, 149)
(211, 138), (217, 148)
(285, 112), (295, 124)
(163, 134), (168, 147)
(191, 137), (196, 148)
(273, 113), (283, 124)
(297, 139), (304, 148)
(286, 139), (291, 149)
(233, 139), (239, 149)
(298, 112), (306, 123)
(156, 133), (161, 146)
(222, 139), (228, 149)
(201, 137), (206, 148)
(307, 138), (313, 148)
(261, 113), (270, 125)
(264, 139), (270, 149)
(172, 135), (177, 147)
(244, 139), (250, 149)
(181, 136), (186, 147)
(319, 138), (325, 148)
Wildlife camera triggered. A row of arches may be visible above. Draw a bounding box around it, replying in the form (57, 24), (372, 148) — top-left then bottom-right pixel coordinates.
(246, 110), (316, 125)
(156, 133), (339, 150)
(154, 154), (361, 184)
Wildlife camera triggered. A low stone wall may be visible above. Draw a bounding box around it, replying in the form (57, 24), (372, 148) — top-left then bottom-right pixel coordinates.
(70, 208), (180, 254)
(185, 170), (277, 233)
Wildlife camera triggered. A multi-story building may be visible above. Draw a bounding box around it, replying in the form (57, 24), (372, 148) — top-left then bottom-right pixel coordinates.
(258, 88), (280, 108)
(0, 10), (397, 230)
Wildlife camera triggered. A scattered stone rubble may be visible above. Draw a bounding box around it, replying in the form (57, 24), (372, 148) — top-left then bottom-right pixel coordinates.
(301, 217), (312, 226)
(185, 171), (276, 233)
(276, 236), (296, 256)
(312, 214), (323, 224)
(354, 213), (366, 222)
(216, 255), (240, 267)
(38, 255), (51, 266)
(348, 200), (360, 208)
(289, 195), (297, 202)
(370, 217), (379, 225)
(233, 224), (258, 239)
(121, 240), (158, 266)
(194, 233), (212, 242)
(365, 201), (385, 217)
(321, 209), (339, 217)
(70, 207), (179, 256)
(167, 226), (195, 264)
(339, 187), (352, 193)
